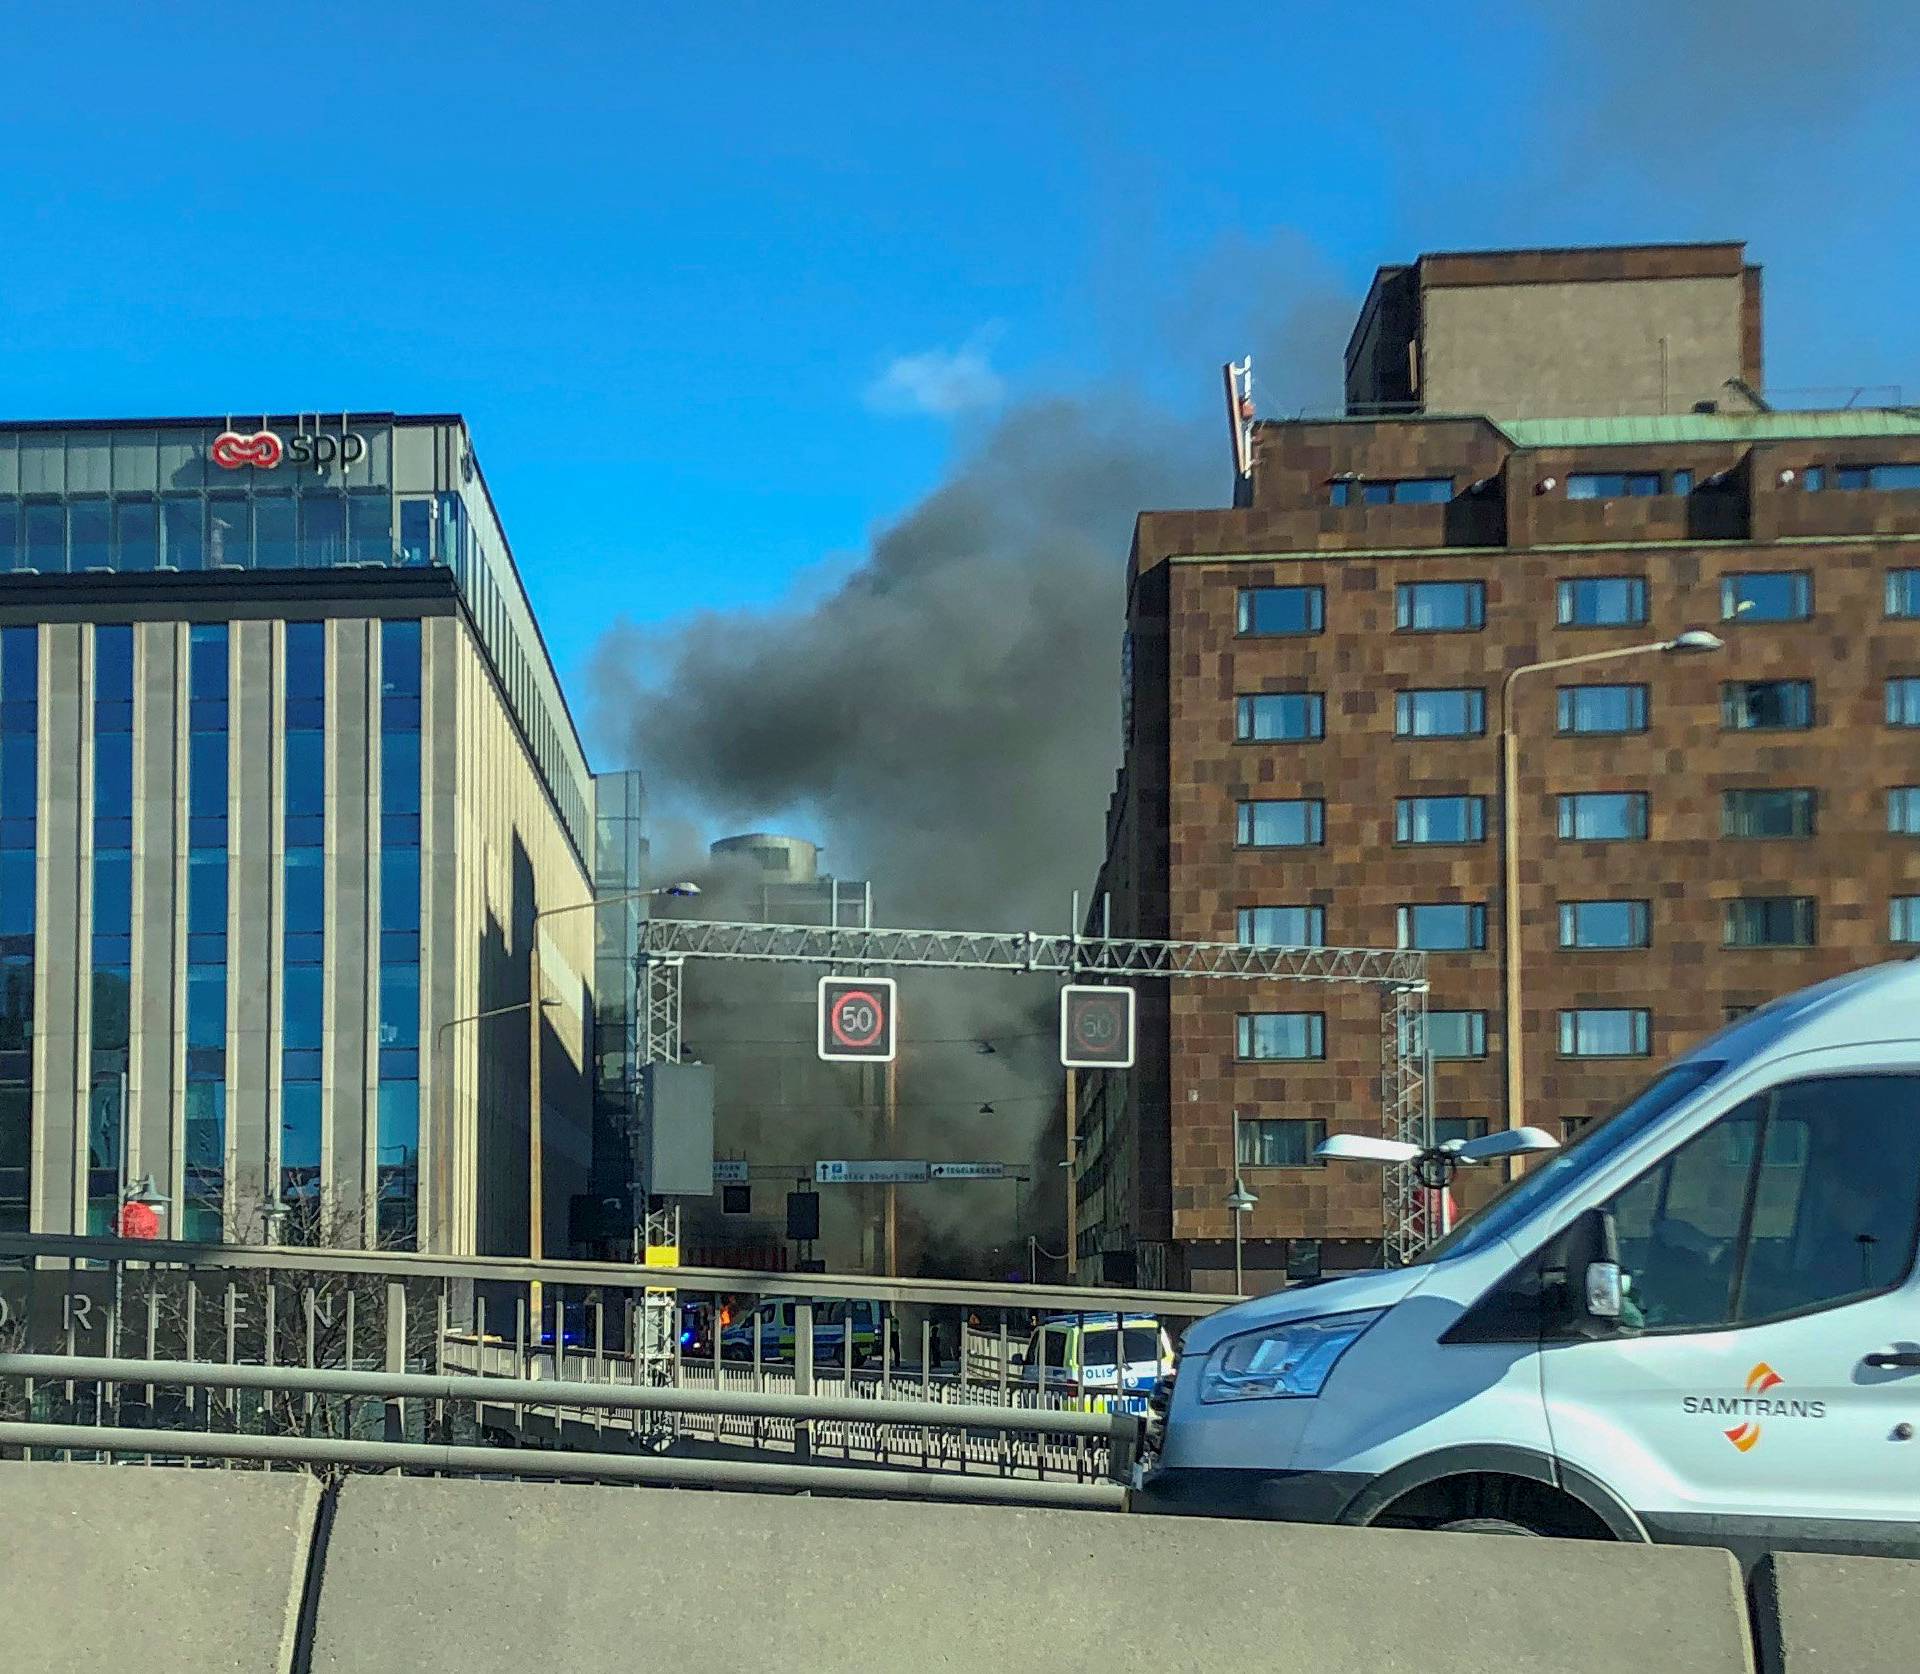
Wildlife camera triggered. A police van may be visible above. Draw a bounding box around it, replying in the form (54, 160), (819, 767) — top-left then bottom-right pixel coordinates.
(1136, 960), (1920, 1562)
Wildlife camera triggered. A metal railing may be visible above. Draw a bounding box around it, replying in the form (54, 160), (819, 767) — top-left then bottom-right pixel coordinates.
(0, 1353), (1136, 1510)
(0, 1234), (1223, 1499)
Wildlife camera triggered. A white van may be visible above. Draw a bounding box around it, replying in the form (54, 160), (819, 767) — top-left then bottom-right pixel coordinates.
(1136, 960), (1920, 1563)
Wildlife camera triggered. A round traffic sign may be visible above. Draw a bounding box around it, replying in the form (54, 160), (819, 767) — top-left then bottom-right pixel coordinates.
(1072, 998), (1124, 1052)
(829, 988), (887, 1049)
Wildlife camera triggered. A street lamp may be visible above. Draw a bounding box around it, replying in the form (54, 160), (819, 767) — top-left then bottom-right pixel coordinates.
(1499, 632), (1724, 1133)
(526, 882), (699, 1265)
(1226, 1110), (1257, 1293)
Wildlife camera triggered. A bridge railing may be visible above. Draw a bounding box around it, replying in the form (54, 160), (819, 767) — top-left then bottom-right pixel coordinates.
(0, 1352), (1138, 1509)
(0, 1233), (1230, 1494)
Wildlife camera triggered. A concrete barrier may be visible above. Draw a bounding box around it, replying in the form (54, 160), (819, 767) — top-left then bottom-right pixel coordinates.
(1752, 1550), (1920, 1674)
(310, 1476), (1756, 1674)
(0, 1460), (318, 1674)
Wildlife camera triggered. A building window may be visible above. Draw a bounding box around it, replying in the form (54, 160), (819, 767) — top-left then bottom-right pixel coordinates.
(1236, 1013), (1326, 1061)
(1237, 1117), (1327, 1167)
(1836, 463), (1920, 492)
(1237, 586), (1323, 636)
(1566, 472), (1662, 499)
(1235, 693), (1324, 742)
(1556, 684), (1648, 735)
(1887, 571), (1920, 619)
(1889, 679), (1920, 728)
(1724, 896), (1818, 948)
(1236, 800), (1324, 848)
(1724, 1003), (1759, 1023)
(1330, 477), (1452, 507)
(281, 624), (326, 1231)
(1434, 1117), (1491, 1145)
(1397, 903), (1487, 951)
(1891, 788), (1920, 834)
(1559, 1009), (1651, 1057)
(86, 626), (135, 1234)
(1395, 795), (1486, 845)
(1724, 679), (1813, 731)
(1238, 906), (1325, 948)
(1395, 581), (1484, 632)
(1722, 571), (1812, 622)
(1557, 576), (1648, 628)
(1894, 898), (1920, 944)
(378, 621), (423, 1249)
(1723, 787), (1816, 839)
(1672, 470), (1694, 496)
(1402, 1010), (1489, 1061)
(1558, 900), (1651, 950)
(1394, 688), (1485, 738)
(1557, 791), (1648, 841)
(0, 629), (35, 1234)
(185, 624), (229, 1241)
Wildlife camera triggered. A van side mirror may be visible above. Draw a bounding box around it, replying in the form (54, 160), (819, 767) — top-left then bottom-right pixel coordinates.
(1584, 1261), (1624, 1319)
(1549, 1206), (1627, 1337)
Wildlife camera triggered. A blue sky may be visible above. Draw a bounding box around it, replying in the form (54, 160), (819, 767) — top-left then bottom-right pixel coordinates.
(3, 1), (1917, 764)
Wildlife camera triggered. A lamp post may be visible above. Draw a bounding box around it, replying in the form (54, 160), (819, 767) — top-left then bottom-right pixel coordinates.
(1226, 1111), (1258, 1294)
(526, 882), (699, 1266)
(1499, 631), (1723, 1134)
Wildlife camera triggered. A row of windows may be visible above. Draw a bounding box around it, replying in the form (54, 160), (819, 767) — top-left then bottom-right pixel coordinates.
(1236, 1006), (1655, 1063)
(0, 490), (398, 575)
(1241, 787), (1920, 850)
(1320, 463), (1920, 509)
(1236, 679), (1920, 742)
(1235, 893), (1917, 952)
(1238, 570), (1920, 638)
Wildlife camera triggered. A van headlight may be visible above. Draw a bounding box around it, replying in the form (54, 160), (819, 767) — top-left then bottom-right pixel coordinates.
(1197, 1311), (1384, 1403)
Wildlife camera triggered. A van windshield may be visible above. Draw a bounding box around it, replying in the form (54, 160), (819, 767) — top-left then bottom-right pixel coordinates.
(1414, 1060), (1726, 1264)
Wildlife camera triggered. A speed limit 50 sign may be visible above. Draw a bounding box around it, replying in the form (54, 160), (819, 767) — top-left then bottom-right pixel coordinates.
(817, 976), (898, 1063)
(1060, 984), (1136, 1069)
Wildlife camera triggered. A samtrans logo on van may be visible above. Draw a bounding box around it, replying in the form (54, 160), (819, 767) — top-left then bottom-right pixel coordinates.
(1680, 1362), (1826, 1452)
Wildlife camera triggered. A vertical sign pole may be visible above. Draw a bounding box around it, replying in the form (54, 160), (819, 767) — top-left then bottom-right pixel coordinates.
(885, 1056), (898, 1279)
(1064, 1066), (1079, 1281)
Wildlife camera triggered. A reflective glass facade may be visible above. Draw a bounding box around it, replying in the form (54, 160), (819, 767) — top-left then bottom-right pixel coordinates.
(377, 620), (422, 1248)
(185, 625), (228, 1238)
(87, 626), (133, 1231)
(0, 420), (589, 861)
(281, 623), (325, 1227)
(0, 628), (34, 1231)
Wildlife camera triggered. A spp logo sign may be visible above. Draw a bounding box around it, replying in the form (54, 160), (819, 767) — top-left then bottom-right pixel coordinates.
(211, 428), (368, 472)
(816, 977), (897, 1063)
(1680, 1362), (1825, 1452)
(211, 430), (283, 470)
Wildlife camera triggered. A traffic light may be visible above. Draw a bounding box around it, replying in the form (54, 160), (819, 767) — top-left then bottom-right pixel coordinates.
(816, 976), (897, 1062)
(1059, 984), (1136, 1069)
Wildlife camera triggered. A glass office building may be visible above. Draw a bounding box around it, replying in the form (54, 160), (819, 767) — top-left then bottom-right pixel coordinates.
(0, 414), (599, 1255)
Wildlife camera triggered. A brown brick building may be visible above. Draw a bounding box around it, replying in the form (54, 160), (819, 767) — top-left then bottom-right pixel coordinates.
(1079, 242), (1920, 1292)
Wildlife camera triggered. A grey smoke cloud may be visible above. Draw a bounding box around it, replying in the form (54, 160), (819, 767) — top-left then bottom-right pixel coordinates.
(595, 397), (1214, 932)
(590, 262), (1356, 1266)
(1562, 0), (1907, 145)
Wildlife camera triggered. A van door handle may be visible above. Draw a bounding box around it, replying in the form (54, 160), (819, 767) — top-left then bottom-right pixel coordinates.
(1864, 1350), (1920, 1369)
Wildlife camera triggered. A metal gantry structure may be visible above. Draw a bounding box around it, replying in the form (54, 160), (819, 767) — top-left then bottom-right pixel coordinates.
(635, 918), (1436, 1265)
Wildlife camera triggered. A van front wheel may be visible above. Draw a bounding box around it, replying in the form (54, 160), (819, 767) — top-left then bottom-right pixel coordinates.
(1435, 1517), (1543, 1537)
